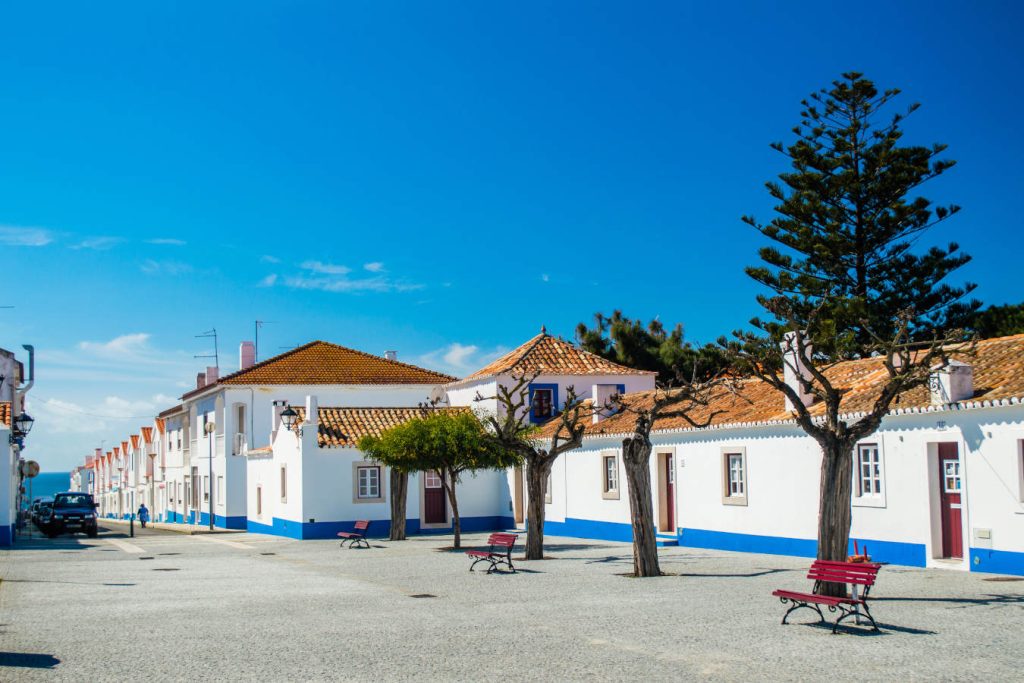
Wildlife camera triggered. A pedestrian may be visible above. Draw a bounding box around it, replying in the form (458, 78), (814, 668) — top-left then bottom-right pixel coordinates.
(137, 503), (150, 528)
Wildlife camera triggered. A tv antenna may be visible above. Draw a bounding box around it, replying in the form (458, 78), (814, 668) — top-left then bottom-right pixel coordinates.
(255, 320), (274, 362)
(194, 328), (220, 369)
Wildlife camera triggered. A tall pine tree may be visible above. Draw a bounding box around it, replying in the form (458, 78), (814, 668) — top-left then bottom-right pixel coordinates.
(725, 74), (977, 593)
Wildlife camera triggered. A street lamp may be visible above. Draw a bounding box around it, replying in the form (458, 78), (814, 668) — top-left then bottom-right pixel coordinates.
(13, 412), (34, 435)
(205, 421), (216, 531)
(280, 405), (299, 430)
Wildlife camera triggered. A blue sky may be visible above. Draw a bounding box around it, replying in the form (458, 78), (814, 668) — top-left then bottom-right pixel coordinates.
(2, 2), (1021, 471)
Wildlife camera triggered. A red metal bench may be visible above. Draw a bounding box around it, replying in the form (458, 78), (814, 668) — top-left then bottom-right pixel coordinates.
(772, 559), (882, 633)
(337, 520), (371, 549)
(466, 533), (518, 574)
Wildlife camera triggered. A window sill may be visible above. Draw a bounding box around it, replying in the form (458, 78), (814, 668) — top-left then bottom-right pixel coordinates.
(352, 496), (385, 505)
(852, 496), (886, 509)
(721, 496), (747, 506)
(602, 490), (620, 500)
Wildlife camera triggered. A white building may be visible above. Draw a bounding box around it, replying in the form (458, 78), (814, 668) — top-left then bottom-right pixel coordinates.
(445, 329), (657, 526)
(535, 334), (1024, 577)
(247, 401), (510, 538)
(0, 345), (33, 547)
(172, 341), (454, 529)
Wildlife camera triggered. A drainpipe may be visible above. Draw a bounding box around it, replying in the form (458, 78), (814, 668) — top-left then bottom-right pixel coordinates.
(15, 344), (34, 411)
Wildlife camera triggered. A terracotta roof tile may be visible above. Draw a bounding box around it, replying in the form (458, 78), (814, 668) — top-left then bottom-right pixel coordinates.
(554, 334), (1024, 439)
(0, 401), (10, 427)
(121, 441), (129, 454)
(464, 332), (653, 381)
(141, 426), (153, 444)
(130, 435), (140, 450)
(183, 341), (455, 399)
(293, 406), (469, 448)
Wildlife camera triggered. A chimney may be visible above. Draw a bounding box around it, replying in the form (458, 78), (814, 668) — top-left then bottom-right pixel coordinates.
(782, 331), (814, 412)
(384, 350), (398, 362)
(592, 384), (621, 424)
(240, 341), (256, 370)
(206, 366), (219, 384)
(305, 395), (319, 427)
(930, 360), (973, 405)
(196, 372), (206, 390)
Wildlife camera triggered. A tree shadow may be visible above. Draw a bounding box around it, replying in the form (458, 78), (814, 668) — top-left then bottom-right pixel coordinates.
(0, 652), (61, 669)
(676, 568), (795, 578)
(795, 621), (937, 636)
(871, 594), (1024, 607)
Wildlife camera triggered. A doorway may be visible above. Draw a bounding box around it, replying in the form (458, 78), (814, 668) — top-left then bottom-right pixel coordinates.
(937, 443), (963, 558)
(513, 467), (524, 525)
(657, 451), (676, 533)
(423, 471), (447, 525)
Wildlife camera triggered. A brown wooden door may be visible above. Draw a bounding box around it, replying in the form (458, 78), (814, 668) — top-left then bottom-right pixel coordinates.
(423, 471), (446, 524)
(938, 443), (963, 559)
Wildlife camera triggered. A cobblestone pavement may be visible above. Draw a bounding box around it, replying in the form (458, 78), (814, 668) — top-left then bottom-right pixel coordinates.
(1, 526), (1021, 681)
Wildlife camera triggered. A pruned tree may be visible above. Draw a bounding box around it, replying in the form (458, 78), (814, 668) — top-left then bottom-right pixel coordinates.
(359, 426), (417, 541)
(612, 373), (734, 577)
(477, 371), (591, 560)
(361, 411), (519, 549)
(724, 73), (976, 594)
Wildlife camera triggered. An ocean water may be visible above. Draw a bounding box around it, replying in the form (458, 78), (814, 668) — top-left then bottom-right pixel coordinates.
(25, 471), (71, 502)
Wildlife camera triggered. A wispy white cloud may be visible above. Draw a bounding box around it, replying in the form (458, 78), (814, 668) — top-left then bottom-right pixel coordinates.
(540, 273), (550, 283)
(0, 225), (54, 247)
(147, 238), (186, 246)
(364, 261), (385, 273)
(71, 236), (123, 250)
(259, 273), (278, 287)
(79, 333), (152, 357)
(300, 260), (351, 275)
(417, 342), (508, 377)
(140, 259), (192, 275)
(260, 255), (280, 264)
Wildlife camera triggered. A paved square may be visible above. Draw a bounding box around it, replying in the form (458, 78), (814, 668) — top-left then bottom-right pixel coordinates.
(1, 523), (1021, 681)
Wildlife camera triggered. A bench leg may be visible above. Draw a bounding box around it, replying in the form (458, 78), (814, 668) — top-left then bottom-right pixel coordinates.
(832, 604), (879, 634)
(780, 599), (825, 626)
(469, 557), (488, 572)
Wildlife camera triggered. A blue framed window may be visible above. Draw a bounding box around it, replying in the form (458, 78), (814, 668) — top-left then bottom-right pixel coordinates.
(528, 383), (559, 424)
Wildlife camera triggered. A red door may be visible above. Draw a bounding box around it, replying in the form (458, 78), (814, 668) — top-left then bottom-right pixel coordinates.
(423, 471), (446, 524)
(665, 454), (675, 531)
(938, 443), (963, 559)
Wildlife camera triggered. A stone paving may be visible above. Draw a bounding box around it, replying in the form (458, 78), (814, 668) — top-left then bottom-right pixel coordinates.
(0, 522), (1021, 681)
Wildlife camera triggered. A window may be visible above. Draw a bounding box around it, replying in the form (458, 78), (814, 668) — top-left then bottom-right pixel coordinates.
(280, 465), (287, 502)
(602, 452), (619, 500)
(722, 448), (748, 505)
(352, 462), (385, 503)
(545, 472), (552, 504)
(856, 444), (882, 497)
(256, 486), (263, 517)
(528, 384), (558, 424)
(217, 476), (224, 503)
(943, 459), (961, 493)
(357, 466), (380, 499)
(203, 476), (209, 502)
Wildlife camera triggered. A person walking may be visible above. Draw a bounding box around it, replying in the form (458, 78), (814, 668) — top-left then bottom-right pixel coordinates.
(137, 503), (150, 529)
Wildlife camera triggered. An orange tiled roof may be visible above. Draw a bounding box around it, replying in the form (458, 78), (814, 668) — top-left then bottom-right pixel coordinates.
(183, 341), (455, 399)
(113, 447), (120, 457)
(141, 426), (153, 444)
(130, 434), (140, 450)
(550, 334), (1024, 439)
(154, 418), (166, 435)
(0, 401), (10, 427)
(121, 441), (129, 454)
(292, 405), (469, 448)
(463, 332), (654, 382)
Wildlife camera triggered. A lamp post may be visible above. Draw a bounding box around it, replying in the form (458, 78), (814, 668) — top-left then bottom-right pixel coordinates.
(205, 421), (215, 531)
(280, 405), (299, 431)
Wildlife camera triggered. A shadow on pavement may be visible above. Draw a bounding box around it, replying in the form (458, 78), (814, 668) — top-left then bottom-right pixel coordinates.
(0, 652), (61, 669)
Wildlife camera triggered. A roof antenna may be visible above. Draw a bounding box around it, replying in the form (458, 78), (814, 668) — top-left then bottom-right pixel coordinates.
(541, 325), (547, 335)
(195, 328), (219, 369)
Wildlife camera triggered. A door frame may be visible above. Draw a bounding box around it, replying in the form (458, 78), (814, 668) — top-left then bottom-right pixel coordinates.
(656, 448), (676, 534)
(418, 471), (449, 529)
(926, 440), (969, 568)
(513, 467), (525, 525)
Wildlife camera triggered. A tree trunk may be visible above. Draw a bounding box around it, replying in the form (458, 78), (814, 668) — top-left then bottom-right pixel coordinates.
(389, 469), (408, 541)
(622, 437), (660, 577)
(442, 469), (462, 549)
(524, 456), (550, 560)
(816, 438), (854, 596)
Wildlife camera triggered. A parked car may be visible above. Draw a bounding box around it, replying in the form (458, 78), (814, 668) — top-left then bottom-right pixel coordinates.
(44, 492), (99, 538)
(33, 501), (53, 528)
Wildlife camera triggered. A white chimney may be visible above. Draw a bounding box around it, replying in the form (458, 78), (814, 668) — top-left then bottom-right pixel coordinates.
(304, 395), (319, 427)
(592, 384), (622, 424)
(240, 341), (256, 370)
(206, 366), (219, 383)
(196, 372), (206, 390)
(782, 331), (814, 412)
(384, 350), (398, 361)
(930, 360), (973, 405)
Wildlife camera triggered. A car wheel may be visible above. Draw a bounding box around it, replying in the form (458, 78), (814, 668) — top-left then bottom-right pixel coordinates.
(87, 528), (98, 538)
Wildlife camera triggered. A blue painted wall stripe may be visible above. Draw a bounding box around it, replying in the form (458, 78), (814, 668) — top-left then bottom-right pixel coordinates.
(245, 515), (515, 540)
(970, 547), (1024, 576)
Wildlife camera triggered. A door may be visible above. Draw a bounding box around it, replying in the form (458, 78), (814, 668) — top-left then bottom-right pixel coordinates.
(190, 467), (200, 523)
(513, 467), (524, 525)
(938, 443), (963, 559)
(423, 471), (447, 524)
(664, 453), (675, 532)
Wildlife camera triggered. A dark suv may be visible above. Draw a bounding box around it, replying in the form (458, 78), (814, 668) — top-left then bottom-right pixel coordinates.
(46, 492), (99, 538)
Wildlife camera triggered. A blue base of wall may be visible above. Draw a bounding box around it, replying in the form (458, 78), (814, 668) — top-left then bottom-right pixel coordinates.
(246, 515), (516, 540)
(544, 517), (634, 543)
(0, 524), (12, 547)
(970, 547), (1024, 576)
(154, 511), (245, 529)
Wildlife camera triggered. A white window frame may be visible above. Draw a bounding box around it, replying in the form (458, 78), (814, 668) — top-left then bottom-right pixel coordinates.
(852, 441), (887, 508)
(352, 462), (385, 504)
(721, 447), (748, 506)
(601, 451), (619, 500)
(255, 485), (263, 518)
(544, 470), (553, 504)
(217, 476), (225, 506)
(280, 465), (288, 503)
